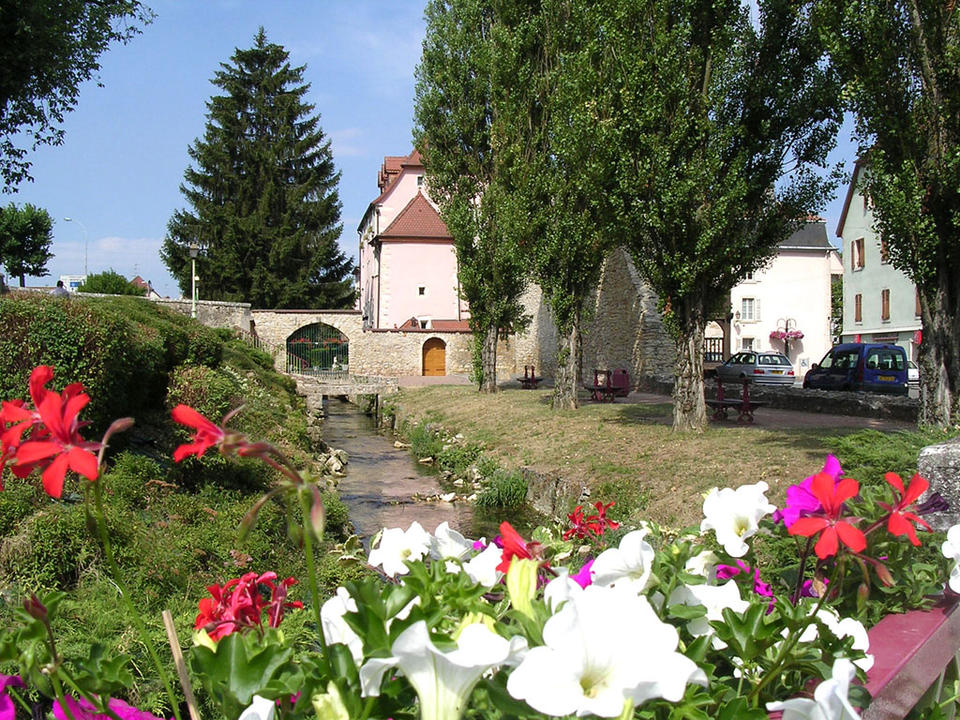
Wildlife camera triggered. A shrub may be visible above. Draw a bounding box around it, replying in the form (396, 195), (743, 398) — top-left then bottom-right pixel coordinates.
(405, 420), (445, 460)
(437, 442), (484, 476)
(78, 269), (146, 296)
(476, 469), (528, 508)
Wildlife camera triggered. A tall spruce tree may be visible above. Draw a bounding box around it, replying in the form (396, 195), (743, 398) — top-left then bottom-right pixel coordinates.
(162, 28), (352, 309)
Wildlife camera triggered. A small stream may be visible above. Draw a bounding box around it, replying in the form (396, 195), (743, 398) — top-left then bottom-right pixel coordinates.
(322, 398), (478, 543)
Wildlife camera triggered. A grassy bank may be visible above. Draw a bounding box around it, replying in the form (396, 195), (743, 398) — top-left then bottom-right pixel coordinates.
(389, 386), (949, 529)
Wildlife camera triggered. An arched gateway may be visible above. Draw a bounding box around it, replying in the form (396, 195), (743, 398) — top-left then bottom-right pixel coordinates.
(286, 322), (349, 375)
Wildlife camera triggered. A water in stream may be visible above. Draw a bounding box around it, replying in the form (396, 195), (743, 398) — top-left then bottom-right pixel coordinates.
(322, 398), (477, 543)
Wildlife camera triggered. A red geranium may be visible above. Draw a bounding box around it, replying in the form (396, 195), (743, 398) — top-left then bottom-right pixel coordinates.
(1, 366), (100, 498)
(496, 521), (534, 573)
(563, 501), (620, 540)
(880, 472), (931, 546)
(789, 471), (867, 559)
(195, 571), (302, 641)
(171, 405), (226, 461)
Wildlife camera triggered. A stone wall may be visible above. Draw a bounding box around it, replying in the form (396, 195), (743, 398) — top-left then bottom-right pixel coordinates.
(919, 436), (960, 531)
(150, 298), (253, 332)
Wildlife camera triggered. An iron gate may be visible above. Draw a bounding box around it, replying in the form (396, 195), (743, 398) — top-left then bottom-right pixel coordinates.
(286, 323), (349, 376)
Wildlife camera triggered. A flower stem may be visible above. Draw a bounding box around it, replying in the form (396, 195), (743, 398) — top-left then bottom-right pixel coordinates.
(791, 537), (814, 605)
(298, 488), (331, 675)
(90, 480), (183, 720)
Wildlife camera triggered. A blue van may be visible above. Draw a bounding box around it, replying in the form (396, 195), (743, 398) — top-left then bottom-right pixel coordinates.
(802, 343), (908, 395)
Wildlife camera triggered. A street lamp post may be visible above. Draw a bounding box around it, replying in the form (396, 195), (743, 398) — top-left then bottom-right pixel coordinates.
(189, 242), (200, 319)
(63, 217), (88, 277)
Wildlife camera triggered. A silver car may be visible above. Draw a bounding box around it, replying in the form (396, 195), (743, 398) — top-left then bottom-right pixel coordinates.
(716, 351), (796, 386)
(908, 360), (920, 386)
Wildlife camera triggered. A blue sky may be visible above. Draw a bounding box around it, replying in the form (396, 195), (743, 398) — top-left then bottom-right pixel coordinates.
(9, 1), (854, 298)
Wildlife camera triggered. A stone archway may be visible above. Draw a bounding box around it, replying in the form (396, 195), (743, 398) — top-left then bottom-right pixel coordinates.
(422, 337), (446, 376)
(287, 322), (349, 374)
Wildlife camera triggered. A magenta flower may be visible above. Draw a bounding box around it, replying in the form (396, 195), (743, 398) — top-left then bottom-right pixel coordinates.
(716, 560), (775, 612)
(53, 696), (166, 720)
(570, 558), (595, 588)
(1, 675), (23, 720)
(773, 455), (843, 528)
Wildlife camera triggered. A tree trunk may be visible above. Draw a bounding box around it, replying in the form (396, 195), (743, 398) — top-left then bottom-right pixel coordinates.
(18, 273), (25, 287)
(673, 305), (708, 431)
(553, 307), (581, 410)
(480, 323), (499, 394)
(918, 275), (960, 426)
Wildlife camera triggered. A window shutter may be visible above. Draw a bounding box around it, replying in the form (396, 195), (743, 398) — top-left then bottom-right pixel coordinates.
(756, 298), (762, 321)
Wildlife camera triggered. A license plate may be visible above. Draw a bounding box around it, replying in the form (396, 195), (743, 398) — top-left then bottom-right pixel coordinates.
(878, 375), (894, 382)
(771, 370), (783, 374)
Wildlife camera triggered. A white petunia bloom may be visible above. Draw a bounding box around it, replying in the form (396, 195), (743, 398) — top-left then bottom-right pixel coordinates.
(431, 522), (475, 564)
(360, 620), (526, 720)
(794, 607), (873, 672)
(506, 585), (705, 718)
(941, 524), (960, 593)
(700, 481), (777, 557)
(685, 550), (720, 581)
(667, 581), (749, 649)
(463, 543), (504, 587)
(238, 695), (275, 720)
(367, 522), (432, 577)
(543, 572), (585, 612)
(591, 529), (657, 593)
(320, 587), (364, 663)
(766, 658), (861, 720)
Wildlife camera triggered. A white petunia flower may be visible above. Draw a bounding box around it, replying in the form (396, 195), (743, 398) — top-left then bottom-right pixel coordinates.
(431, 522), (475, 563)
(667, 581), (749, 649)
(238, 695), (275, 720)
(700, 481), (777, 557)
(941, 524), (960, 593)
(766, 658), (861, 719)
(360, 620), (526, 720)
(543, 572), (585, 612)
(463, 543), (504, 588)
(506, 585), (705, 718)
(685, 549), (720, 581)
(367, 522), (432, 577)
(320, 587), (364, 663)
(591, 529), (657, 593)
(794, 607), (873, 672)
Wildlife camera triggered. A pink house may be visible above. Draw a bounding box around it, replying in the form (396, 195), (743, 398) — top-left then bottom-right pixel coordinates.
(357, 150), (469, 332)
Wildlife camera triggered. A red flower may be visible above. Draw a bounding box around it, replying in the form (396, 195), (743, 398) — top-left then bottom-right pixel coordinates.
(789, 472), (867, 559)
(3, 367), (100, 498)
(880, 472), (931, 546)
(171, 405), (225, 461)
(563, 501), (620, 540)
(496, 521), (533, 573)
(195, 571), (301, 640)
(589, 500), (619, 535)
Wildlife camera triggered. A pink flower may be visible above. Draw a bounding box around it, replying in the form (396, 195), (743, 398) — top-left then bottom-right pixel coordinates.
(171, 405), (225, 461)
(773, 455), (843, 528)
(195, 571), (302, 640)
(53, 696), (165, 720)
(0, 674), (23, 720)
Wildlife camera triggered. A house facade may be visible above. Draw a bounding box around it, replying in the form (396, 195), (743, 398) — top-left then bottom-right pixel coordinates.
(706, 221), (842, 379)
(356, 150), (468, 331)
(836, 159), (922, 361)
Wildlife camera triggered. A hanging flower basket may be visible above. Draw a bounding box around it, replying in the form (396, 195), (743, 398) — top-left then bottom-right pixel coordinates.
(769, 330), (787, 340)
(786, 330), (804, 340)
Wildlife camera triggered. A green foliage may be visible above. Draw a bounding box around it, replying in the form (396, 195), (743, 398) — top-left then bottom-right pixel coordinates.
(78, 269), (147, 296)
(404, 420), (446, 460)
(0, 1), (152, 189)
(0, 203), (54, 285)
(475, 469), (528, 508)
(826, 427), (954, 484)
(162, 28), (354, 309)
(437, 442), (485, 476)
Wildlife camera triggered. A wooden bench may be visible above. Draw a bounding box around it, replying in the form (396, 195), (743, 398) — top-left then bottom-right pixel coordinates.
(586, 369), (617, 402)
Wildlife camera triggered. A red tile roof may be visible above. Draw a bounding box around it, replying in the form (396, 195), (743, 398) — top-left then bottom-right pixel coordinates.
(378, 149), (423, 192)
(379, 192), (451, 240)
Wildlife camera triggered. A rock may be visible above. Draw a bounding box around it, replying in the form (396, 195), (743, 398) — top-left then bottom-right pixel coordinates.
(440, 492), (456, 503)
(332, 448), (348, 465)
(418, 457), (434, 465)
(325, 455), (344, 473)
(394, 440), (411, 449)
(918, 435), (960, 531)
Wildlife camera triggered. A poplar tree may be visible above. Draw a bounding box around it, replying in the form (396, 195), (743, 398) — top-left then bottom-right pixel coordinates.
(162, 29), (353, 309)
(597, 0), (841, 430)
(824, 1), (960, 427)
(414, 0), (529, 393)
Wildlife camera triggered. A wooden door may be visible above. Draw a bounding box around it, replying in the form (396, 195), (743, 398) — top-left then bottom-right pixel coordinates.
(422, 338), (446, 376)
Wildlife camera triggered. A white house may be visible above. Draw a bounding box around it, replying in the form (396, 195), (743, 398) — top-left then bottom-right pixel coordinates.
(836, 158), (922, 360)
(707, 220), (842, 379)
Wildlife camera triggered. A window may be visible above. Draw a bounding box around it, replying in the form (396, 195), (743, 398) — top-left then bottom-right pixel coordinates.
(881, 288), (890, 321)
(740, 297), (760, 321)
(418, 286), (426, 296)
(741, 338), (755, 351)
(743, 270), (755, 281)
(855, 294), (862, 323)
(880, 237), (889, 263)
(417, 175), (424, 187)
(915, 287), (921, 317)
(852, 237), (865, 270)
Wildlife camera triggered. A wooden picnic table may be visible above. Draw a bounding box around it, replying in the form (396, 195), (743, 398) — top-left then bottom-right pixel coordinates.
(707, 379), (766, 423)
(519, 365), (542, 389)
(586, 383), (617, 402)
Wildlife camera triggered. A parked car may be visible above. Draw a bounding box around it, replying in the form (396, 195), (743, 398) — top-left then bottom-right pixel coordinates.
(908, 360), (920, 386)
(716, 351), (796, 386)
(802, 343), (908, 396)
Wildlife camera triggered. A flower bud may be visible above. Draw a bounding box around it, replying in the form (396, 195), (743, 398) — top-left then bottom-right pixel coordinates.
(23, 593), (48, 622)
(506, 558), (539, 620)
(312, 682), (349, 720)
